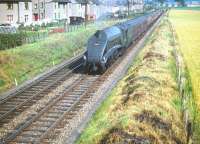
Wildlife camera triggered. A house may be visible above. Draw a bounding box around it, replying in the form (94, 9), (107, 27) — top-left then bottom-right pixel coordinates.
(32, 0), (85, 23)
(32, 0), (70, 22)
(66, 0), (85, 22)
(0, 0), (32, 25)
(185, 0), (200, 7)
(46, 0), (70, 21)
(32, 0), (46, 21)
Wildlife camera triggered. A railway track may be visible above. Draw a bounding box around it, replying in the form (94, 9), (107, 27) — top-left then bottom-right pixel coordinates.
(0, 65), (115, 143)
(0, 14), (163, 144)
(0, 56), (83, 127)
(0, 43), (122, 144)
(4, 75), (99, 143)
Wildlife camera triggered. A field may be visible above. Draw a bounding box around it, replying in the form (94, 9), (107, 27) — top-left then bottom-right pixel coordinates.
(169, 10), (200, 108)
(169, 9), (200, 142)
(76, 18), (186, 144)
(174, 7), (200, 11)
(0, 20), (122, 93)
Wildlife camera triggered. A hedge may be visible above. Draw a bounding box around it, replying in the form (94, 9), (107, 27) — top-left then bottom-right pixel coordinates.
(0, 31), (48, 50)
(0, 32), (26, 50)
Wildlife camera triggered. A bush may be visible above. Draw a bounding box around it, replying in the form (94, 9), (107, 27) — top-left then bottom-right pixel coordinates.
(0, 31), (48, 50)
(0, 32), (26, 50)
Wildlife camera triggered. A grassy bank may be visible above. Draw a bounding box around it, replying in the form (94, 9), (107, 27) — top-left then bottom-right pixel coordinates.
(0, 20), (122, 93)
(76, 18), (186, 143)
(169, 9), (200, 143)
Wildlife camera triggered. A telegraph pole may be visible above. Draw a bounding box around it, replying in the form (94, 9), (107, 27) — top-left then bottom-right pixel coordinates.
(84, 2), (88, 27)
(127, 0), (130, 17)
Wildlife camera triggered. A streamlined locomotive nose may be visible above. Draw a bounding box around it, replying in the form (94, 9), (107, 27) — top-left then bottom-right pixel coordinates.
(86, 31), (107, 64)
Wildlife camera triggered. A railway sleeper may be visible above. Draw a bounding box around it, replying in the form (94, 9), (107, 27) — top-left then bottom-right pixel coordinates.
(38, 92), (49, 95)
(12, 111), (21, 116)
(0, 119), (14, 126)
(31, 96), (45, 101)
(20, 132), (41, 138)
(65, 95), (80, 99)
(14, 96), (29, 100)
(45, 114), (60, 119)
(3, 101), (18, 106)
(0, 106), (14, 111)
(75, 104), (83, 109)
(39, 118), (57, 123)
(75, 89), (88, 92)
(8, 98), (26, 103)
(30, 87), (44, 91)
(48, 110), (63, 114)
(70, 91), (84, 95)
(0, 111), (8, 116)
(79, 99), (89, 103)
(31, 122), (51, 128)
(0, 114), (15, 120)
(20, 91), (37, 95)
(59, 99), (75, 103)
(14, 136), (37, 143)
(23, 128), (45, 133)
(20, 129), (44, 137)
(52, 107), (68, 112)
(58, 102), (73, 106)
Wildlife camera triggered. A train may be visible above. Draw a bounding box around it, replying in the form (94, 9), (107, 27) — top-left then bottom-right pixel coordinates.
(83, 10), (163, 73)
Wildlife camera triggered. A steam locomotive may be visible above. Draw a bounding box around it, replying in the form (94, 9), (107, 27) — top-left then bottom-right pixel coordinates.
(83, 10), (163, 73)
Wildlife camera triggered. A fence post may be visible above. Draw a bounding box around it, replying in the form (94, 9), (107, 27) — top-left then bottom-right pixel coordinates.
(14, 78), (18, 86)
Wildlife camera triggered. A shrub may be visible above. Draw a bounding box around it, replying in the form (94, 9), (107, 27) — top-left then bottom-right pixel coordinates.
(0, 31), (48, 50)
(0, 32), (26, 50)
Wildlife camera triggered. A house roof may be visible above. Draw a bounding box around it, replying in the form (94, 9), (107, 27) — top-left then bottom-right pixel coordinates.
(51, 0), (71, 3)
(0, 0), (31, 2)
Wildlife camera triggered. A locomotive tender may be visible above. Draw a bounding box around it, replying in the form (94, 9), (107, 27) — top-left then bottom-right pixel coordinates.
(84, 10), (163, 73)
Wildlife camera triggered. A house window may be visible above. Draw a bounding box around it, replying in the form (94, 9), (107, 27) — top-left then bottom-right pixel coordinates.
(25, 15), (28, 22)
(41, 13), (44, 19)
(55, 3), (57, 9)
(58, 13), (60, 19)
(55, 13), (57, 19)
(58, 4), (60, 9)
(40, 2), (44, 8)
(7, 3), (13, 10)
(25, 2), (29, 10)
(34, 3), (38, 9)
(63, 4), (65, 9)
(7, 15), (13, 22)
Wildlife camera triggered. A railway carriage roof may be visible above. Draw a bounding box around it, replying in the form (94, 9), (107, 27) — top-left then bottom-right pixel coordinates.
(121, 12), (156, 27)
